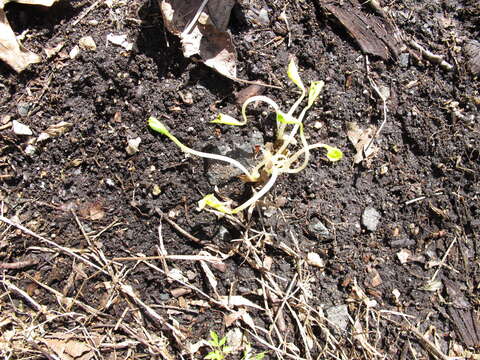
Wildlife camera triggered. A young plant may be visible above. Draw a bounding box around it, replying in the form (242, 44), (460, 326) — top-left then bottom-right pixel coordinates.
(242, 343), (266, 360)
(204, 331), (231, 360)
(149, 60), (343, 215)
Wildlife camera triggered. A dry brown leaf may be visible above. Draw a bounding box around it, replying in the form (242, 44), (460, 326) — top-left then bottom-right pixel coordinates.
(218, 295), (264, 310)
(78, 201), (105, 221)
(0, 0), (59, 72)
(160, 0), (237, 78)
(199, 252), (219, 297)
(224, 310), (243, 327)
(43, 338), (93, 360)
(37, 121), (73, 142)
(346, 122), (378, 163)
(0, 9), (40, 72)
(44, 42), (64, 58)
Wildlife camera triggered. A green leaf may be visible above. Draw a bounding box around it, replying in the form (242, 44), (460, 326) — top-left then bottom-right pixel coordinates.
(287, 59), (305, 92)
(218, 336), (227, 347)
(198, 194), (232, 214)
(204, 351), (222, 360)
(324, 145), (343, 162)
(307, 81), (324, 108)
(276, 111), (299, 125)
(255, 352), (266, 359)
(211, 113), (245, 126)
(210, 331), (219, 345)
(148, 117), (169, 136)
(222, 345), (231, 353)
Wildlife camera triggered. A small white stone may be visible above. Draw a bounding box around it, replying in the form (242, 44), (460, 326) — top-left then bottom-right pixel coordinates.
(107, 33), (133, 51)
(79, 36), (97, 51)
(126, 137), (141, 155)
(307, 252), (325, 268)
(12, 120), (33, 136)
(69, 45), (80, 59)
(24, 145), (36, 155)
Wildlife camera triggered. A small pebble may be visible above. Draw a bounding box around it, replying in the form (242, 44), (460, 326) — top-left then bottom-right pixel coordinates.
(79, 36), (97, 51)
(325, 305), (349, 331)
(362, 207), (381, 231)
(12, 120), (33, 136)
(24, 144), (36, 155)
(307, 252), (325, 268)
(69, 45), (80, 59)
(308, 217), (331, 238)
(399, 53), (410, 68)
(17, 102), (30, 117)
(126, 137), (141, 155)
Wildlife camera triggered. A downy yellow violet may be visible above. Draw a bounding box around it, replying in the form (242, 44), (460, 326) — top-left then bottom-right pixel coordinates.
(148, 60), (343, 215)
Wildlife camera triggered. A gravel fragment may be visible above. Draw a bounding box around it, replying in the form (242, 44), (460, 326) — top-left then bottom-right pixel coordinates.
(308, 217), (331, 238)
(12, 120), (33, 135)
(362, 207), (381, 231)
(325, 305), (349, 331)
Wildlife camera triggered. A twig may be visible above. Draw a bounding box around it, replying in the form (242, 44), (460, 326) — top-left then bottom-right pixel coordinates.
(0, 258), (38, 270)
(364, 56), (388, 155)
(428, 237), (457, 283)
(409, 39), (454, 71)
(2, 279), (45, 313)
(181, 0), (209, 36)
(72, 0), (101, 26)
(120, 284), (186, 342)
(159, 211), (209, 246)
(24, 273), (103, 316)
(0, 215), (108, 275)
(383, 316), (457, 360)
(112, 254), (222, 263)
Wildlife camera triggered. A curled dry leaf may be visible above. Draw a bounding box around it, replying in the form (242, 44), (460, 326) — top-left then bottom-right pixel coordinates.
(218, 295), (264, 310)
(0, 0), (59, 72)
(37, 121), (73, 142)
(42, 338), (93, 360)
(78, 201), (105, 221)
(160, 0), (237, 79)
(346, 122), (378, 164)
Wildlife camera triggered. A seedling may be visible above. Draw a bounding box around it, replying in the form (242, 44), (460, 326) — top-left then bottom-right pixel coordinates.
(242, 343), (266, 360)
(149, 60), (342, 214)
(204, 331), (231, 360)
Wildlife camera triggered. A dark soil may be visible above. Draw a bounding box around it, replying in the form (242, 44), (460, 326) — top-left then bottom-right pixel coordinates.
(1, 0), (479, 359)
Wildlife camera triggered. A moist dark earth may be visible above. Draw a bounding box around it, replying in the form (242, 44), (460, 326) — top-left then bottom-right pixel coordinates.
(0, 0), (479, 359)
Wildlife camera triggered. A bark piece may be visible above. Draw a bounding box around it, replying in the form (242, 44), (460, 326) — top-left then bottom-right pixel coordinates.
(464, 40), (480, 75)
(320, 0), (403, 60)
(444, 279), (480, 348)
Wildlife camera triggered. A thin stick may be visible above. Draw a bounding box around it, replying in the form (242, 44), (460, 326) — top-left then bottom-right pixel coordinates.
(409, 39), (454, 71)
(112, 254), (222, 263)
(72, 0), (101, 26)
(0, 258), (38, 270)
(181, 0), (209, 36)
(2, 279), (44, 313)
(161, 214), (209, 246)
(429, 237), (457, 283)
(25, 274), (103, 316)
(0, 215), (107, 275)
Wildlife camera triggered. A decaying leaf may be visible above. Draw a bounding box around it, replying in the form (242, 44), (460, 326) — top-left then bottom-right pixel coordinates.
(0, 0), (59, 72)
(78, 201), (105, 221)
(37, 121), (73, 142)
(218, 295), (264, 310)
(346, 122), (378, 163)
(42, 337), (93, 360)
(159, 0), (237, 79)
